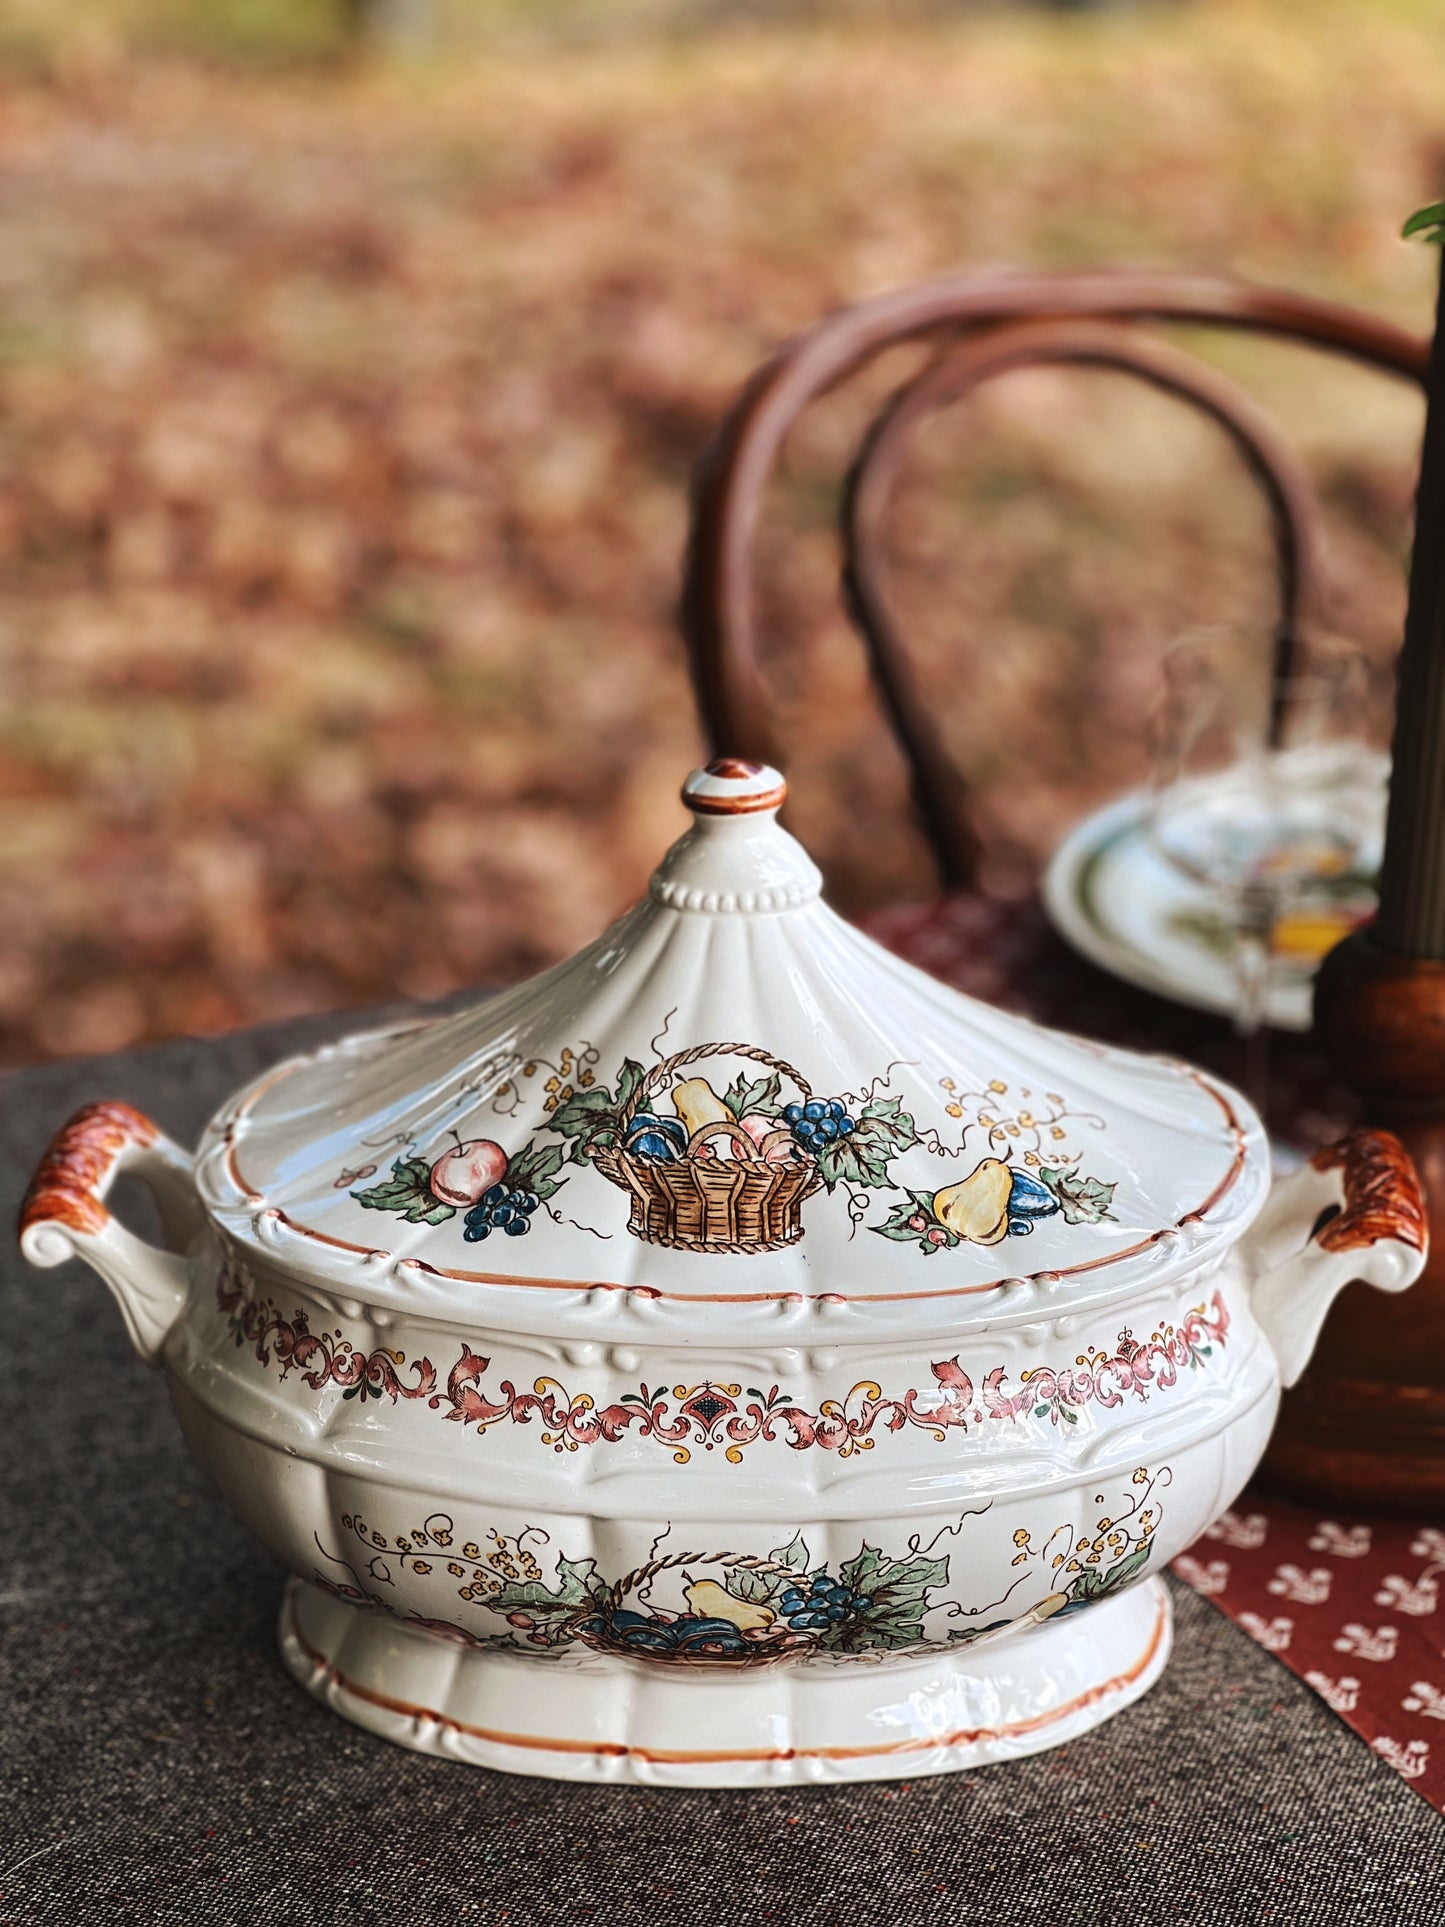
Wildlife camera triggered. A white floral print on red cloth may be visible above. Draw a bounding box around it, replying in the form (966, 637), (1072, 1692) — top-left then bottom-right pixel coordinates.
(1174, 1492), (1445, 1811)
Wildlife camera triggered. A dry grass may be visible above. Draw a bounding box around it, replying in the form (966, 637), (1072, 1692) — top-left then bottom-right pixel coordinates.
(0, 0), (1439, 1060)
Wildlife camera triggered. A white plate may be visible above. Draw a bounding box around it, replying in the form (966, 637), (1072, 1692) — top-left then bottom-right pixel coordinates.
(1041, 791), (1377, 1034)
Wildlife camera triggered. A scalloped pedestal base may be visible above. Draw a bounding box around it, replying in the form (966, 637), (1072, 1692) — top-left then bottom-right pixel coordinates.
(278, 1575), (1172, 1788)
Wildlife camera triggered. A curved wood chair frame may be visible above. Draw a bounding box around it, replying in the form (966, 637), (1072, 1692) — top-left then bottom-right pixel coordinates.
(680, 269), (1428, 887)
(842, 317), (1329, 885)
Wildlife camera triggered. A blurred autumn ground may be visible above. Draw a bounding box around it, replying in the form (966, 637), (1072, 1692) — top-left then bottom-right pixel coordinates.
(0, 0), (1440, 1063)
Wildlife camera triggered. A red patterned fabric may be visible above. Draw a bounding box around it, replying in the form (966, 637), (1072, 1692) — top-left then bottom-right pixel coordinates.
(865, 893), (1443, 1808)
(1173, 1495), (1445, 1809)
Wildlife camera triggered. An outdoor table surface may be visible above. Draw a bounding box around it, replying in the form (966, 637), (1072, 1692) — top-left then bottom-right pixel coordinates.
(4, 995), (1444, 1927)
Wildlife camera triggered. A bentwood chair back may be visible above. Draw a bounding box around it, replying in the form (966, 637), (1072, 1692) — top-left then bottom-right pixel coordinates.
(680, 270), (1427, 889)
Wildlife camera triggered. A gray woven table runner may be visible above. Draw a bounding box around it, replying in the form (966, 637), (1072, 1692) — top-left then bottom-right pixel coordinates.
(3, 1007), (1442, 1926)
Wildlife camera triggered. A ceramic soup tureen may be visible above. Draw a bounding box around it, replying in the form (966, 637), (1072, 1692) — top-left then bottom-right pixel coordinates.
(21, 761), (1428, 1787)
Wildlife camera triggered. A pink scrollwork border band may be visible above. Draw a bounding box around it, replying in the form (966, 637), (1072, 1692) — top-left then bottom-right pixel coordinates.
(216, 1255), (1229, 1465)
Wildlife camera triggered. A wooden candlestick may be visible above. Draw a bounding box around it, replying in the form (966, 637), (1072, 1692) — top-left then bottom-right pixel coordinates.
(1263, 242), (1445, 1511)
(1264, 936), (1445, 1509)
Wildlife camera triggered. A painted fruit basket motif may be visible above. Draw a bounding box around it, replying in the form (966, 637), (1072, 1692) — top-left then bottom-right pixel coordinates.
(589, 1043), (824, 1253)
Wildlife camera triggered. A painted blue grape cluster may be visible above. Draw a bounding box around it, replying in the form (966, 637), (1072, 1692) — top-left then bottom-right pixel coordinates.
(778, 1570), (872, 1630)
(782, 1097), (855, 1153)
(463, 1183), (540, 1242)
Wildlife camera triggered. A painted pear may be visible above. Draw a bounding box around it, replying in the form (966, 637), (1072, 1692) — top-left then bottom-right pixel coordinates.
(670, 1077), (732, 1139)
(682, 1578), (776, 1634)
(933, 1157), (1014, 1245)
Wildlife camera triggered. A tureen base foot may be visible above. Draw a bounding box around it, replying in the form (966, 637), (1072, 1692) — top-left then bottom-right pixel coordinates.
(278, 1574), (1172, 1789)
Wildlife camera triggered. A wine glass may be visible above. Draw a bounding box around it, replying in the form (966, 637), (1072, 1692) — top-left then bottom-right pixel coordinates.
(1149, 625), (1388, 1077)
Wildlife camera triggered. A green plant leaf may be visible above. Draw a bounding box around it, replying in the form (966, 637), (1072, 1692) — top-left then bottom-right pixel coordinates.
(1037, 1166), (1117, 1225)
(614, 1058), (646, 1118)
(1093, 1541), (1153, 1597)
(1070, 1564), (1109, 1602)
(353, 1156), (455, 1223)
(722, 1069), (782, 1121)
(816, 1096), (916, 1194)
(546, 1059), (647, 1164)
(1404, 201), (1445, 243)
(856, 1094), (919, 1152)
(726, 1565), (781, 1606)
(838, 1600), (927, 1651)
(839, 1544), (887, 1594)
(816, 1134), (892, 1194)
(814, 1137), (855, 1191)
(408, 1198), (458, 1225)
(768, 1531), (811, 1574)
(549, 1086), (618, 1141)
(553, 1554), (609, 1607)
(828, 1545), (952, 1651)
(506, 1138), (569, 1202)
(488, 1555), (607, 1644)
(870, 1189), (954, 1252)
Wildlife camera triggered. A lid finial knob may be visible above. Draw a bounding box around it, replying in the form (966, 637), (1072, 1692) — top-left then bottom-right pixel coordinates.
(681, 759), (788, 817)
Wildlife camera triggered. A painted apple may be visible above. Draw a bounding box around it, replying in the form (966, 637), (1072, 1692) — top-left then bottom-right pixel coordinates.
(429, 1139), (508, 1207)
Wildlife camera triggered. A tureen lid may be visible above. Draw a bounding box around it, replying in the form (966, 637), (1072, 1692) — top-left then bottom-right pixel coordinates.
(197, 762), (1268, 1336)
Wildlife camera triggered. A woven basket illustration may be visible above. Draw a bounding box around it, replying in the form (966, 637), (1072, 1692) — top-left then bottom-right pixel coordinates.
(590, 1042), (824, 1253)
(573, 1548), (813, 1669)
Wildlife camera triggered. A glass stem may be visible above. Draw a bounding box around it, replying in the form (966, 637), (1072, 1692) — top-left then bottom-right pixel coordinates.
(1234, 881), (1275, 1110)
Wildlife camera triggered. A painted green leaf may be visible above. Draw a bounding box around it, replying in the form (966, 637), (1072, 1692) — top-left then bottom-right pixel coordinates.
(553, 1554), (609, 1607)
(857, 1094), (919, 1152)
(769, 1531), (811, 1574)
(490, 1577), (571, 1613)
(813, 1137), (853, 1192)
(549, 1086), (617, 1142)
(1071, 1565), (1108, 1602)
(828, 1546), (952, 1651)
(817, 1134), (892, 1194)
(614, 1059), (646, 1114)
(839, 1544), (887, 1594)
(1092, 1541), (1153, 1597)
(722, 1069), (783, 1121)
(885, 1552), (950, 1595)
(857, 1147), (893, 1190)
(1070, 1540), (1152, 1605)
(410, 1198), (459, 1225)
(546, 1059), (645, 1164)
(727, 1565), (780, 1606)
(354, 1185), (408, 1210)
(353, 1155), (429, 1205)
(488, 1558), (605, 1644)
(873, 1219), (925, 1245)
(507, 1138), (568, 1202)
(1038, 1165), (1117, 1225)
(870, 1190), (954, 1252)
(839, 1600), (927, 1651)
(354, 1156), (455, 1223)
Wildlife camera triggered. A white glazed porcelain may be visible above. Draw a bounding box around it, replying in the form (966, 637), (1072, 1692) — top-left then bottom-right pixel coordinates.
(21, 760), (1427, 1786)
